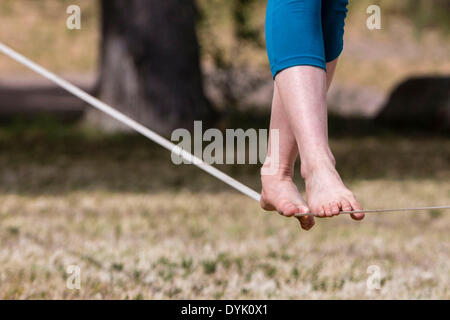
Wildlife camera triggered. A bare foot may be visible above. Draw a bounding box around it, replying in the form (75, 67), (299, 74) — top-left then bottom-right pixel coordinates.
(303, 163), (365, 220)
(261, 174), (315, 230)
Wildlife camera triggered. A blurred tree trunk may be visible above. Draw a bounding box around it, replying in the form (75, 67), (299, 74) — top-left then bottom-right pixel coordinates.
(87, 0), (216, 134)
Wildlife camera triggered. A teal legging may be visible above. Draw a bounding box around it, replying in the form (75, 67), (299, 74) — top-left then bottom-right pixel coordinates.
(265, 0), (349, 78)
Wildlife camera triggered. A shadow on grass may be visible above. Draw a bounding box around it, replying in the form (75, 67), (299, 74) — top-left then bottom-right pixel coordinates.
(0, 112), (449, 196)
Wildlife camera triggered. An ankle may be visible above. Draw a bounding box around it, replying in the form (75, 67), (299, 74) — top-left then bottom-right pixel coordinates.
(261, 161), (293, 179)
(300, 156), (336, 179)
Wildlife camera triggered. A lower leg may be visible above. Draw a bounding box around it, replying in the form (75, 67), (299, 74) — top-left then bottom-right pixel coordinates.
(275, 63), (364, 220)
(260, 59), (352, 229)
(325, 59), (338, 90)
(263, 59), (338, 178)
(261, 86), (314, 230)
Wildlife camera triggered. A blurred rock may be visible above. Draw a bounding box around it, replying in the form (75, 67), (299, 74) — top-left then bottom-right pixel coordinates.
(376, 76), (450, 132)
(327, 84), (386, 118)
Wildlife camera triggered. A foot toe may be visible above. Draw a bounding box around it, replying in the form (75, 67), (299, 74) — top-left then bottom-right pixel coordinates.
(295, 204), (310, 215)
(325, 204), (334, 217)
(295, 204), (314, 230)
(331, 202), (340, 215)
(312, 205), (325, 218)
(298, 216), (315, 230)
(351, 212), (365, 220)
(347, 196), (365, 220)
(279, 201), (298, 217)
(340, 198), (353, 212)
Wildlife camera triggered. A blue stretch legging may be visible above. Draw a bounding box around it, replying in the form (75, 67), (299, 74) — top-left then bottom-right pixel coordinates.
(265, 0), (349, 78)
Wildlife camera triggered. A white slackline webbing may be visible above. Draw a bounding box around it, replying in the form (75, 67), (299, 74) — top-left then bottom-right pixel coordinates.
(0, 42), (261, 202)
(1, 42), (449, 218)
(295, 205), (450, 217)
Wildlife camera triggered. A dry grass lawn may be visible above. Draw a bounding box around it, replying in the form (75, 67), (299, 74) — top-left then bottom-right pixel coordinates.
(0, 121), (448, 299)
